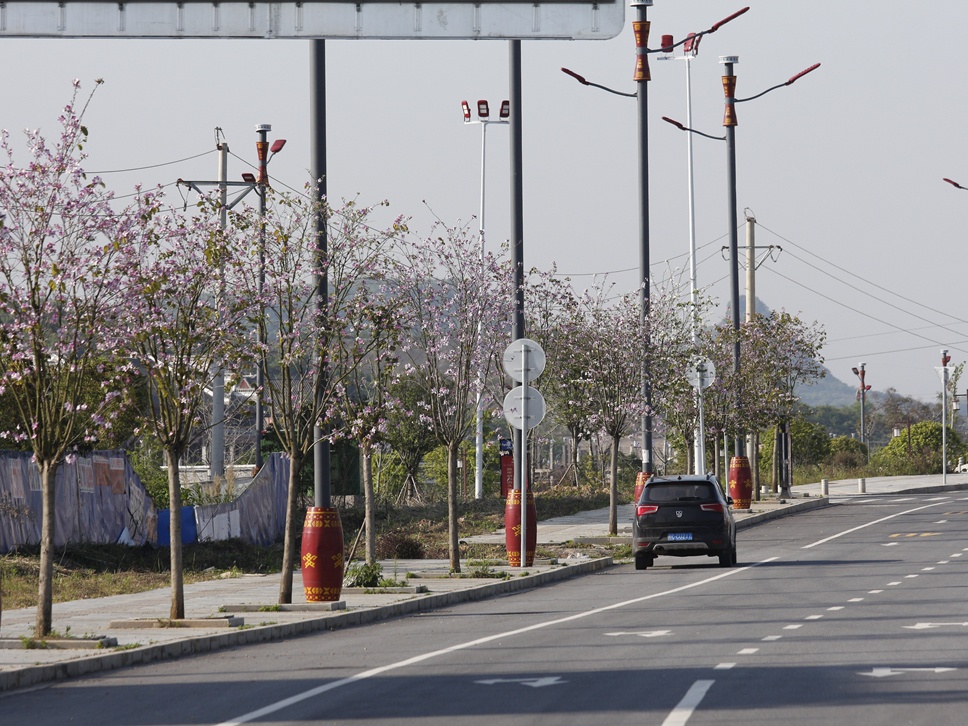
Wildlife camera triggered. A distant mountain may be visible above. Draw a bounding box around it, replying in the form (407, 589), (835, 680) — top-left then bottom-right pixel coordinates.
(795, 368), (856, 407)
(731, 295), (857, 408)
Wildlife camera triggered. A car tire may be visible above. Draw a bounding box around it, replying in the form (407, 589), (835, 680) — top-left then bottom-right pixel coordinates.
(634, 553), (653, 570)
(719, 546), (736, 567)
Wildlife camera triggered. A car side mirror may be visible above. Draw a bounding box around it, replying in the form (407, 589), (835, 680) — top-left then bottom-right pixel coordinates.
(726, 496), (734, 506)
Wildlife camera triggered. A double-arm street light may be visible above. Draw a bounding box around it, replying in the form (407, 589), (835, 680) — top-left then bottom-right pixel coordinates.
(663, 58), (820, 458)
(561, 3), (748, 482)
(461, 99), (509, 500)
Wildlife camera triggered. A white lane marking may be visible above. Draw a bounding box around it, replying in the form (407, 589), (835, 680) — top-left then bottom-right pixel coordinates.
(476, 677), (566, 688)
(605, 630), (672, 638)
(860, 667), (956, 678)
(883, 542), (900, 547)
(828, 606), (845, 611)
(215, 559), (777, 726)
(661, 680), (715, 726)
(714, 663), (736, 670)
(803, 502), (949, 549)
(905, 574), (919, 579)
(762, 635), (782, 641)
(922, 567), (936, 571)
(904, 622), (968, 630)
(935, 520), (949, 524)
(938, 561), (950, 564)
(892, 498), (916, 502)
(848, 598), (864, 602)
(806, 615), (824, 620)
(888, 581), (902, 586)
(738, 648), (759, 655)
(783, 624), (803, 630)
(869, 589), (884, 594)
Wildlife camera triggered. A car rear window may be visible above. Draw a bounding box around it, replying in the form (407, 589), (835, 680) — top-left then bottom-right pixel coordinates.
(644, 482), (716, 502)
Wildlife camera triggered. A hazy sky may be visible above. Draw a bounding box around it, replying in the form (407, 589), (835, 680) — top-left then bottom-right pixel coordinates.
(0, 1), (965, 404)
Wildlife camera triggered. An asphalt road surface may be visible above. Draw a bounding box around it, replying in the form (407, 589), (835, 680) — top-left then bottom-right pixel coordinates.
(7, 492), (968, 725)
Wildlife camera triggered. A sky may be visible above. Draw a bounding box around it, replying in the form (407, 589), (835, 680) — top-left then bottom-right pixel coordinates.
(0, 1), (966, 404)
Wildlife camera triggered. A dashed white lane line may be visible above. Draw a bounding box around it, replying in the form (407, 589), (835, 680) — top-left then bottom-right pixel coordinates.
(714, 663), (736, 670)
(938, 560), (950, 564)
(762, 635), (782, 641)
(737, 648), (759, 655)
(828, 606), (845, 611)
(806, 615), (824, 620)
(922, 567), (936, 571)
(661, 680), (715, 726)
(848, 598), (864, 603)
(888, 581), (902, 586)
(905, 574), (919, 579)
(783, 624), (803, 630)
(869, 589), (884, 594)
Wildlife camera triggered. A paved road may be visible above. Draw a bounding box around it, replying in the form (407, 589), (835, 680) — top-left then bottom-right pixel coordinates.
(4, 485), (968, 725)
(0, 473), (964, 694)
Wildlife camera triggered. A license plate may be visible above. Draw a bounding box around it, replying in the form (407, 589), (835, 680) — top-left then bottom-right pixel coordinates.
(668, 532), (693, 542)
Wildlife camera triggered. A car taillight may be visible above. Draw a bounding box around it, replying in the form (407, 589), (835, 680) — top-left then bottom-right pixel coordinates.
(700, 503), (724, 513)
(636, 505), (659, 516)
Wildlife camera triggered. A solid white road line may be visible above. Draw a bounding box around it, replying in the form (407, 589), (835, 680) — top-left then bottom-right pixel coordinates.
(802, 501), (949, 549)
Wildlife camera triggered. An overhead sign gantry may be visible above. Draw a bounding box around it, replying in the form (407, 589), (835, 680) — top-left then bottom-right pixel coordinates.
(0, 1), (624, 40)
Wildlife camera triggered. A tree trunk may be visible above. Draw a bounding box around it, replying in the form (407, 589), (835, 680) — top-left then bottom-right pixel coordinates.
(608, 433), (620, 536)
(447, 442), (461, 573)
(279, 451), (303, 604)
(362, 444), (376, 564)
(166, 451), (185, 620)
(35, 459), (58, 637)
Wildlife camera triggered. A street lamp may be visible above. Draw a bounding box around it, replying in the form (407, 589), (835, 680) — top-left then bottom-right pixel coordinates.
(662, 58), (820, 458)
(461, 99), (509, 500)
(252, 125), (286, 472)
(939, 349), (952, 485)
(851, 363), (870, 455)
(562, 3), (748, 484)
(657, 31), (704, 474)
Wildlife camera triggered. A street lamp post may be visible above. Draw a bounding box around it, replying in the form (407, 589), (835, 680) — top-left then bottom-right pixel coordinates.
(563, 4), (749, 483)
(461, 99), (509, 500)
(852, 363), (870, 456)
(251, 125), (286, 473)
(662, 58), (820, 457)
(658, 31), (704, 474)
(940, 349), (951, 486)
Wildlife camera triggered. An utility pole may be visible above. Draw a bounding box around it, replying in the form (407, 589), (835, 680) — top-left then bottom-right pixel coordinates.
(178, 132), (269, 482)
(210, 142), (228, 481)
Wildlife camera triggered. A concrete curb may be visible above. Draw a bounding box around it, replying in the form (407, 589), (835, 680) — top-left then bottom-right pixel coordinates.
(0, 557), (611, 693)
(735, 497), (830, 529)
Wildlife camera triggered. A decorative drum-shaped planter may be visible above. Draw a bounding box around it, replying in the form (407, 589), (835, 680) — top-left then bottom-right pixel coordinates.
(505, 488), (537, 567)
(300, 506), (344, 602)
(728, 456), (753, 510)
(633, 472), (650, 505)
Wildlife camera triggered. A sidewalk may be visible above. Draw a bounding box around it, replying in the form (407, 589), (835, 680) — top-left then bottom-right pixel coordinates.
(2, 473), (966, 693)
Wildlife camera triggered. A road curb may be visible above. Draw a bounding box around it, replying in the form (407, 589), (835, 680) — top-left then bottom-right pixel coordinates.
(736, 497), (830, 529)
(0, 557), (611, 693)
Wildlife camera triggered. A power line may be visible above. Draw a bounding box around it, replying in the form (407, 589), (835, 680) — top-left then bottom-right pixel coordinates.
(88, 149), (214, 175)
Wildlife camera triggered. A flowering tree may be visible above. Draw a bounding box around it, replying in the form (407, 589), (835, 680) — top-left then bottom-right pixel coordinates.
(256, 191), (405, 602)
(395, 220), (511, 572)
(330, 220), (407, 564)
(525, 271), (597, 482)
(120, 190), (260, 619)
(0, 81), (136, 636)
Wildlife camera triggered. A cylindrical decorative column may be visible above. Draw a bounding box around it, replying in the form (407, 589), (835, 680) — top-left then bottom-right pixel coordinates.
(300, 506), (343, 602)
(728, 455), (753, 509)
(633, 471), (650, 505)
(505, 488), (537, 567)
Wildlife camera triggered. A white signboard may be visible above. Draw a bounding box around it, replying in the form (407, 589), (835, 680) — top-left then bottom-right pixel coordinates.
(0, 2), (624, 40)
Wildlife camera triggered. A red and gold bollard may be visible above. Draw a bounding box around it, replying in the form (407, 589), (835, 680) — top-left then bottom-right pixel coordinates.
(300, 506), (344, 602)
(728, 456), (753, 509)
(505, 488), (537, 567)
